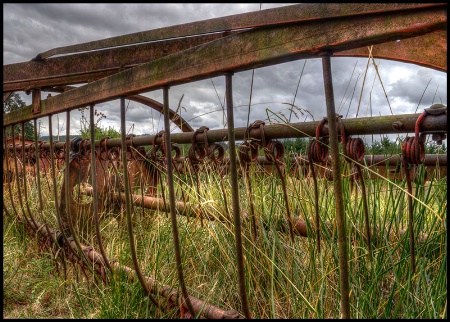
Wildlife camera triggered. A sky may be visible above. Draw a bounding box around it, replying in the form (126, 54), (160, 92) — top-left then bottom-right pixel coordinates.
(3, 3), (447, 144)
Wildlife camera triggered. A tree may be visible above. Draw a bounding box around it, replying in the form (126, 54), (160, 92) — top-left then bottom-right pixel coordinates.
(3, 92), (35, 140)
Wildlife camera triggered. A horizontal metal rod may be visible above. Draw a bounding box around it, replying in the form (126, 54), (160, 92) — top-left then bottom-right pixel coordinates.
(4, 112), (446, 151)
(83, 187), (228, 222)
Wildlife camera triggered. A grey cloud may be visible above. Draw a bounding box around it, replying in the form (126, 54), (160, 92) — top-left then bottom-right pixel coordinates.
(3, 3), (447, 138)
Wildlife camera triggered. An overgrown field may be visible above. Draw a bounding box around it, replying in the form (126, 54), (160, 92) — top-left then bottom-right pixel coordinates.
(3, 155), (447, 318)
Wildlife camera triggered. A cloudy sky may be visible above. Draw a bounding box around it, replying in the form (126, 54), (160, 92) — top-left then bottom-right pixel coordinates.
(3, 3), (447, 142)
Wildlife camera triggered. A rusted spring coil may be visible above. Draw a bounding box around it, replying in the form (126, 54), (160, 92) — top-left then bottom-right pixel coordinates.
(307, 117), (329, 253)
(188, 126), (209, 171)
(207, 143), (225, 164)
(238, 121), (266, 240)
(98, 137), (120, 162)
(401, 109), (428, 274)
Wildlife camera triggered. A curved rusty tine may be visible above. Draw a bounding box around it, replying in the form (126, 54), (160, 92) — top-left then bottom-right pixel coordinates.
(3, 126), (21, 221)
(225, 73), (252, 319)
(321, 52), (350, 319)
(162, 87), (196, 317)
(338, 117), (372, 261)
(19, 122), (40, 229)
(63, 112), (100, 276)
(400, 110), (428, 274)
(120, 97), (160, 308)
(240, 123), (261, 240)
(89, 105), (113, 273)
(11, 125), (33, 228)
(32, 118), (58, 246)
(48, 115), (83, 258)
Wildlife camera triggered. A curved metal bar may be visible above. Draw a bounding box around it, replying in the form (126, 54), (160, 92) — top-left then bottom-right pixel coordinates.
(335, 31), (447, 73)
(120, 96), (160, 308)
(11, 125), (34, 228)
(89, 104), (113, 273)
(20, 122), (40, 229)
(32, 118), (59, 246)
(48, 115), (82, 257)
(127, 95), (194, 132)
(162, 86), (196, 316)
(34, 86), (194, 133)
(3, 126), (22, 221)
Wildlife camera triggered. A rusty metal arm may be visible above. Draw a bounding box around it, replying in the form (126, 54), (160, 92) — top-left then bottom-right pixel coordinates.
(3, 33), (225, 92)
(32, 3), (441, 60)
(335, 30), (447, 72)
(3, 5), (446, 126)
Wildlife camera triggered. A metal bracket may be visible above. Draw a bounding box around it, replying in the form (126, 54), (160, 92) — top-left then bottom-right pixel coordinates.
(32, 89), (41, 114)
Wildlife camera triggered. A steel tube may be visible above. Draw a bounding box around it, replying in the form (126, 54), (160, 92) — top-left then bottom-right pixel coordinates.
(321, 52), (350, 319)
(226, 73), (252, 319)
(7, 112), (446, 151)
(162, 86), (196, 316)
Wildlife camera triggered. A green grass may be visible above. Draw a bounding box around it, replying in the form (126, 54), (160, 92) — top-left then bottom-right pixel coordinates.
(2, 154), (447, 319)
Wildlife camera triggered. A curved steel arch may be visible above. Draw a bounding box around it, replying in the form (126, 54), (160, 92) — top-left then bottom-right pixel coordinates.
(38, 86), (194, 133)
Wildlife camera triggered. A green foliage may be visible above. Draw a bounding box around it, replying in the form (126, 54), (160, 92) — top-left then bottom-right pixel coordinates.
(78, 107), (121, 140)
(282, 138), (309, 155)
(3, 92), (35, 140)
(365, 135), (447, 155)
(365, 136), (401, 155)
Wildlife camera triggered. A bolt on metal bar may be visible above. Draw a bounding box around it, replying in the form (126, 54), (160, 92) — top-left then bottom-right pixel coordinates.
(321, 52), (350, 319)
(120, 96), (161, 308)
(225, 72), (252, 319)
(162, 86), (196, 317)
(89, 104), (113, 273)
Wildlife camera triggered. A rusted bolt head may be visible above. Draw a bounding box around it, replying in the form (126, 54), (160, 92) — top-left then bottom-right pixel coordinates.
(392, 121), (403, 131)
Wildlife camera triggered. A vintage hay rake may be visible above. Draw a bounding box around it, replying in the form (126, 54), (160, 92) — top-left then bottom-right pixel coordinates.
(3, 3), (447, 318)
